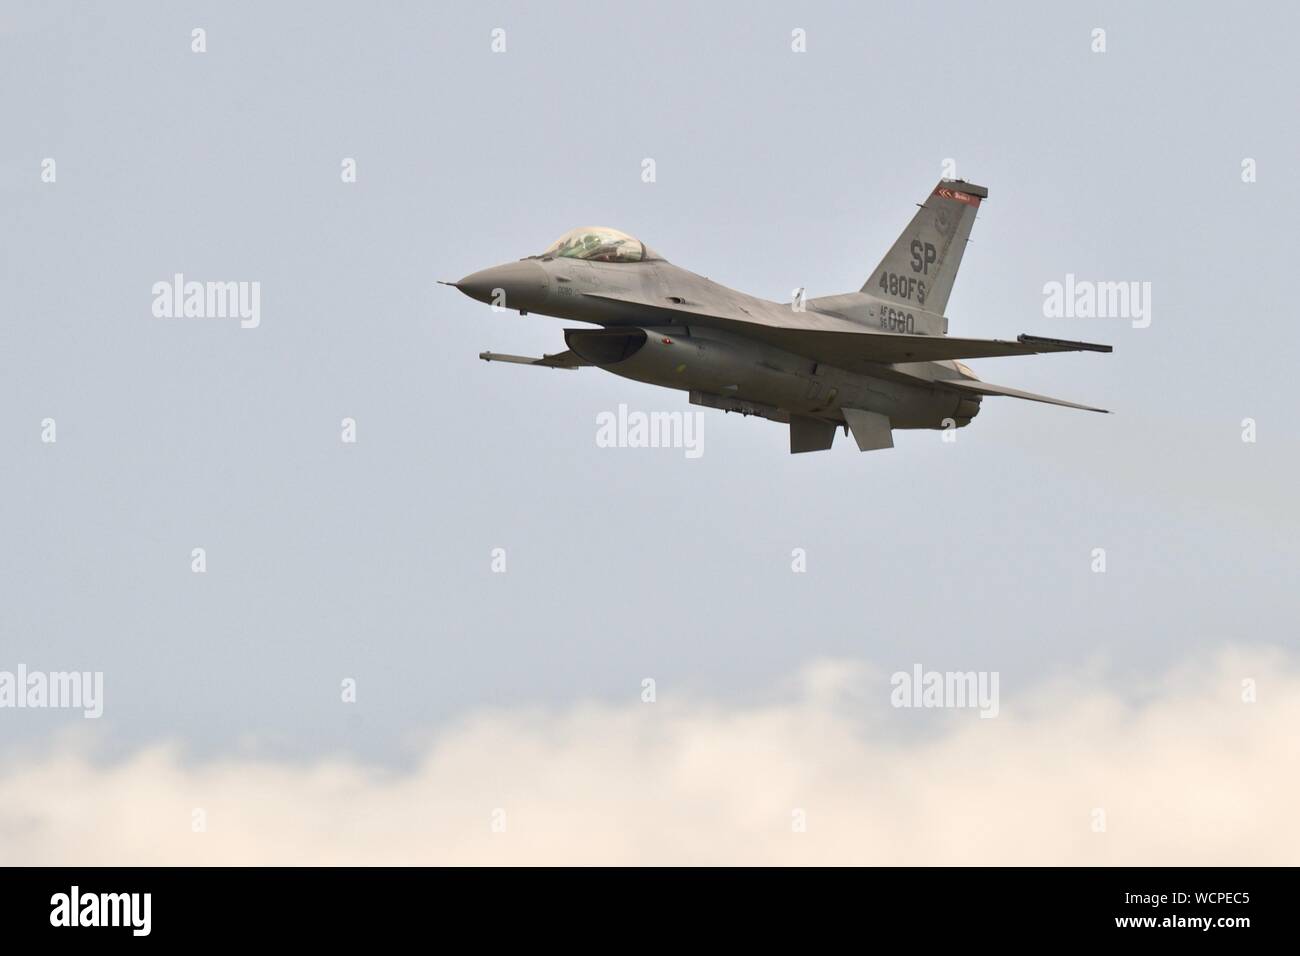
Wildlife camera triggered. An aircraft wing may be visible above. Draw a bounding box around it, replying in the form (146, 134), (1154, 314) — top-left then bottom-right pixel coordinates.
(578, 292), (1110, 368)
(737, 327), (1112, 365)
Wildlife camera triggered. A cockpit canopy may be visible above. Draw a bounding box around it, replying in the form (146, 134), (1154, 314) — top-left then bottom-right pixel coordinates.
(540, 226), (662, 263)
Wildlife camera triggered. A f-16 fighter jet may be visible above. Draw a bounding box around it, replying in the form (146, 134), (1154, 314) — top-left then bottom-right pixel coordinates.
(446, 179), (1110, 453)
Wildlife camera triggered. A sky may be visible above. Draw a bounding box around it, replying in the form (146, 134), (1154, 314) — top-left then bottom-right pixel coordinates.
(1, 1), (1297, 865)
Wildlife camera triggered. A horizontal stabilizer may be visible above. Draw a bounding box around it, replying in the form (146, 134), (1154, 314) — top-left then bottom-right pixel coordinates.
(479, 350), (587, 369)
(940, 377), (1109, 413)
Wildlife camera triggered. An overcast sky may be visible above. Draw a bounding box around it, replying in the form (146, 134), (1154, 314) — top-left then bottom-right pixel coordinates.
(2, 1), (1297, 864)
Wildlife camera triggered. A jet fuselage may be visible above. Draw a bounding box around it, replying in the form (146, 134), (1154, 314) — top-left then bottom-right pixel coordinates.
(450, 183), (1109, 454)
(456, 256), (980, 432)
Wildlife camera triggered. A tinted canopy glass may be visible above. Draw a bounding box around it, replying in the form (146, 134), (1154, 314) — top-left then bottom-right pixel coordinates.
(542, 227), (660, 263)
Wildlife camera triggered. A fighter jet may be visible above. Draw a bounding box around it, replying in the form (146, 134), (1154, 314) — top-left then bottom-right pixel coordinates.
(446, 179), (1110, 453)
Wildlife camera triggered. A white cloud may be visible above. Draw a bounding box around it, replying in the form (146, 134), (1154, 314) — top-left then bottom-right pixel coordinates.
(1, 647), (1297, 865)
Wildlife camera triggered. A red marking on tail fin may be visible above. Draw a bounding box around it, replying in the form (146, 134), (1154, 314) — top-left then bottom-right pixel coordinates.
(934, 186), (980, 207)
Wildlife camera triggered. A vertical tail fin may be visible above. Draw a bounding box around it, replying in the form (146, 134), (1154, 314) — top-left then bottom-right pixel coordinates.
(863, 179), (987, 317)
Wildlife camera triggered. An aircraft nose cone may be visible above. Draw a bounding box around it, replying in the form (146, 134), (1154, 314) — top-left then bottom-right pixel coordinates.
(455, 261), (549, 310)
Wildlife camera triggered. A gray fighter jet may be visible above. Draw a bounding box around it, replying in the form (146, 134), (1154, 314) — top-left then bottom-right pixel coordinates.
(446, 179), (1110, 453)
